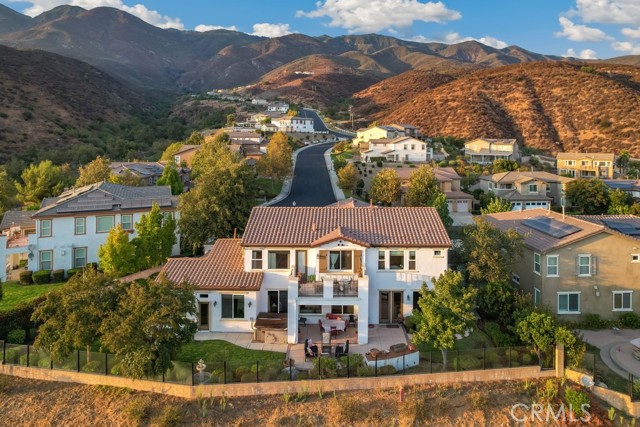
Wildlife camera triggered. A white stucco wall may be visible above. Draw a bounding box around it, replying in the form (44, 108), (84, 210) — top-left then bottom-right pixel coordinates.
(195, 291), (258, 333)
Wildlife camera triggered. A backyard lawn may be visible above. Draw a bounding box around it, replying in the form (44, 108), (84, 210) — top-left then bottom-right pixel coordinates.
(176, 340), (285, 363)
(415, 329), (494, 353)
(0, 281), (65, 311)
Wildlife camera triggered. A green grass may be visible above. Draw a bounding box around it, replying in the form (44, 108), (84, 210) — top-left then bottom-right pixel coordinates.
(256, 177), (283, 199)
(0, 281), (65, 311)
(416, 329), (495, 353)
(176, 340), (285, 363)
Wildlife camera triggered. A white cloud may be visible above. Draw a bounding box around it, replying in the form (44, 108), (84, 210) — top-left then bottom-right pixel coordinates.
(621, 27), (640, 39)
(612, 41), (640, 54)
(563, 48), (598, 59)
(251, 23), (294, 38)
(194, 24), (238, 32)
(10, 0), (184, 29)
(555, 17), (612, 42)
(296, 0), (461, 33)
(411, 32), (508, 49)
(573, 0), (640, 26)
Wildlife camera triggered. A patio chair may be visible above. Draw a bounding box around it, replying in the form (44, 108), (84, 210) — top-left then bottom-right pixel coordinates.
(319, 319), (325, 332)
(336, 340), (349, 357)
(304, 339), (317, 360)
(330, 326), (338, 337)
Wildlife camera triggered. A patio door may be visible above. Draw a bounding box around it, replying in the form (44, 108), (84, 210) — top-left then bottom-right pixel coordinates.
(379, 291), (403, 323)
(295, 250), (307, 277)
(268, 290), (288, 313)
(198, 302), (210, 330)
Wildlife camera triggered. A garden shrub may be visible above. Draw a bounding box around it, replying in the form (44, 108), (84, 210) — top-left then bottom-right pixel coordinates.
(52, 269), (65, 282)
(153, 405), (184, 427)
(19, 270), (33, 285)
(455, 353), (481, 371)
(313, 356), (338, 378)
(110, 363), (123, 376)
(379, 365), (396, 375)
(484, 322), (519, 347)
(240, 372), (255, 383)
(376, 161), (383, 167)
(619, 312), (640, 329)
(356, 366), (373, 377)
(81, 360), (102, 373)
(124, 395), (152, 424)
(32, 270), (51, 284)
(66, 268), (82, 279)
(7, 329), (26, 344)
(582, 313), (611, 329)
(564, 387), (590, 417)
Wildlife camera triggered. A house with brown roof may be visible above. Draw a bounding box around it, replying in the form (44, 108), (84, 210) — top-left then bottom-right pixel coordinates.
(557, 152), (615, 179)
(464, 138), (520, 164)
(479, 171), (574, 210)
(173, 145), (201, 167)
(162, 204), (451, 344)
(484, 209), (640, 321)
(360, 136), (433, 163)
(1, 210), (36, 279)
(395, 167), (474, 213)
(353, 124), (423, 146)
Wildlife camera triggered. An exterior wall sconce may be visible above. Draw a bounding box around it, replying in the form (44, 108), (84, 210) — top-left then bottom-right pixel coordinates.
(213, 300), (217, 307)
(248, 301), (252, 308)
(407, 293), (411, 302)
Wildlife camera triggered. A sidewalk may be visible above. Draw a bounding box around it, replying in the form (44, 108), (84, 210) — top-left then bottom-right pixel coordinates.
(324, 146), (345, 202)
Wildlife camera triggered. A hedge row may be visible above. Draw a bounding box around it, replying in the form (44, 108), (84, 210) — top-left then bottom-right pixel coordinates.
(0, 296), (46, 341)
(17, 264), (99, 285)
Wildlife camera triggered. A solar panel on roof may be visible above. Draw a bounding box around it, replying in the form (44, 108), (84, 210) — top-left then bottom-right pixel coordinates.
(522, 216), (582, 239)
(602, 219), (640, 236)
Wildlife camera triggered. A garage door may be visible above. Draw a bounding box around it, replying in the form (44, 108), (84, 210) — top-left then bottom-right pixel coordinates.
(524, 202), (549, 210)
(456, 200), (469, 213)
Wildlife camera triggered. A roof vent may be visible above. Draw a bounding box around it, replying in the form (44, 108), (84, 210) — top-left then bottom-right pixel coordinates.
(312, 223), (317, 232)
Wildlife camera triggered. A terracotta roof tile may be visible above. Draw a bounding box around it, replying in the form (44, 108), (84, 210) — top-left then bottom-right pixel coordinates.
(241, 206), (451, 247)
(162, 239), (263, 291)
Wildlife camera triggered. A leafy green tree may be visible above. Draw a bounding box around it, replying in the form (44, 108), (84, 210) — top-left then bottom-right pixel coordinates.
(287, 107), (299, 117)
(405, 165), (440, 207)
(460, 217), (524, 286)
(226, 113), (236, 127)
(478, 281), (516, 324)
(566, 179), (609, 214)
(134, 203), (177, 269)
(337, 163), (358, 192)
(100, 275), (197, 379)
(179, 147), (257, 253)
(555, 325), (586, 368)
(608, 188), (633, 214)
(256, 132), (293, 189)
(431, 192), (453, 230)
(616, 150), (630, 174)
(481, 197), (512, 214)
(157, 162), (183, 195)
(32, 267), (121, 362)
(160, 142), (184, 162)
(108, 170), (143, 186)
(98, 225), (138, 277)
(16, 161), (74, 208)
(411, 270), (478, 368)
(370, 168), (401, 205)
(516, 311), (556, 359)
(76, 156), (111, 186)
(0, 168), (18, 216)
(492, 159), (518, 173)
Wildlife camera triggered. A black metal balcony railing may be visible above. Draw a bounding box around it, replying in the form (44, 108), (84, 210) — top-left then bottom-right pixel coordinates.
(333, 280), (358, 297)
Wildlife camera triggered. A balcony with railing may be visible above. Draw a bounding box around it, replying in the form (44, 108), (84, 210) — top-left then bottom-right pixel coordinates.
(296, 274), (360, 298)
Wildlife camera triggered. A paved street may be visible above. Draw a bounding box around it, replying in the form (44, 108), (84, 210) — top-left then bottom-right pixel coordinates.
(272, 143), (336, 207)
(300, 108), (352, 138)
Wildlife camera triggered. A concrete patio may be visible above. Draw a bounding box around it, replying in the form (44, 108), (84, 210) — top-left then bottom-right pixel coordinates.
(580, 329), (640, 379)
(193, 331), (289, 354)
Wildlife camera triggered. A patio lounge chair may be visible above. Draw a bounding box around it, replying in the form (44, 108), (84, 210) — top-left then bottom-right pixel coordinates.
(304, 339), (318, 360)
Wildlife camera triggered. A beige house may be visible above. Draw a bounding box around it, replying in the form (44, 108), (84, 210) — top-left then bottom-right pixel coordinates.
(556, 152), (615, 179)
(353, 124), (421, 146)
(173, 145), (201, 167)
(464, 138), (519, 164)
(479, 171), (574, 210)
(396, 167), (474, 212)
(360, 136), (433, 163)
(485, 209), (640, 321)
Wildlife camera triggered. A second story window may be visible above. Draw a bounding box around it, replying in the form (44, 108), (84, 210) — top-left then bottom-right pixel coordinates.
(121, 214), (133, 231)
(408, 251), (416, 270)
(96, 216), (115, 233)
(389, 251), (404, 270)
(546, 255), (559, 277)
(74, 218), (85, 235)
(267, 251), (289, 270)
(40, 219), (52, 237)
(329, 250), (352, 270)
(577, 254), (592, 276)
(378, 250), (386, 270)
(529, 184), (538, 193)
(533, 253), (541, 275)
(251, 250), (263, 269)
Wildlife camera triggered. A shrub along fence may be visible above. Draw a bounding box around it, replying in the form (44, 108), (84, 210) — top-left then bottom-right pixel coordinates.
(1, 340), (553, 386)
(573, 351), (640, 401)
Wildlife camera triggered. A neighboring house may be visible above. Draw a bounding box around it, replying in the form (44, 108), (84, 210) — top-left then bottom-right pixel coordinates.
(395, 167), (474, 213)
(227, 132), (267, 162)
(360, 137), (433, 163)
(602, 180), (640, 200)
(162, 204), (451, 344)
(464, 138), (520, 164)
(25, 183), (179, 276)
(173, 145), (201, 167)
(267, 102), (289, 113)
(484, 209), (640, 321)
(251, 98), (268, 106)
(272, 116), (315, 133)
(1, 210), (36, 279)
(479, 171), (574, 210)
(260, 123), (279, 133)
(353, 124), (422, 146)
(556, 152), (615, 179)
(109, 162), (190, 186)
(228, 131), (264, 145)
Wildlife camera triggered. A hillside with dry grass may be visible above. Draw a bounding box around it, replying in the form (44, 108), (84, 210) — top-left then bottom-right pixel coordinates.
(364, 62), (640, 155)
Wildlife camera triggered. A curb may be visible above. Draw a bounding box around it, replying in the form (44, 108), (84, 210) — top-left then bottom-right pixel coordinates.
(324, 146), (346, 202)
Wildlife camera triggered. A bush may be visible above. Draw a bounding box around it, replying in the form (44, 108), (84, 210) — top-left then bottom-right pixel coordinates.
(0, 296), (45, 341)
(356, 366), (373, 377)
(19, 270), (33, 285)
(7, 329), (26, 344)
(484, 322), (519, 347)
(66, 268), (82, 279)
(153, 405), (184, 427)
(376, 161), (383, 167)
(52, 269), (65, 282)
(32, 270), (51, 284)
(582, 313), (611, 329)
(619, 312), (640, 329)
(379, 365), (396, 375)
(81, 360), (102, 373)
(124, 395), (152, 424)
(240, 372), (255, 383)
(564, 387), (590, 417)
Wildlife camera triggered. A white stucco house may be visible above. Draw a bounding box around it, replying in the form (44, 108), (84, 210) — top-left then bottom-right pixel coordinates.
(267, 102), (289, 113)
(5, 182), (180, 277)
(162, 203), (451, 344)
(272, 116), (315, 133)
(361, 136), (432, 163)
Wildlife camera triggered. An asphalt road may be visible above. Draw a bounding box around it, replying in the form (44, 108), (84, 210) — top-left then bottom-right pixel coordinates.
(272, 142), (336, 207)
(300, 108), (353, 139)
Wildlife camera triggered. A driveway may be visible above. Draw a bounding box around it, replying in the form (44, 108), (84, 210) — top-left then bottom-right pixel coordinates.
(272, 143), (337, 207)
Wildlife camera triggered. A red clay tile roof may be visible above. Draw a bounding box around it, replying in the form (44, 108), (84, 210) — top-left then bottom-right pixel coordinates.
(241, 206), (451, 247)
(310, 226), (372, 247)
(162, 239), (263, 291)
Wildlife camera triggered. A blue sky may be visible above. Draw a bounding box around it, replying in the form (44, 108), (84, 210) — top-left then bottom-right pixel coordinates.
(3, 0), (640, 59)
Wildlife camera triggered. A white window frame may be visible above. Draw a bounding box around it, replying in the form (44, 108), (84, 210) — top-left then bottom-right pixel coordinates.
(221, 294), (245, 319)
(577, 254), (591, 277)
(121, 214), (133, 231)
(434, 250), (443, 257)
(534, 288), (541, 305)
(40, 219), (52, 237)
(546, 255), (559, 277)
(512, 273), (520, 285)
(378, 250), (386, 270)
(251, 250), (263, 270)
(96, 215), (115, 233)
(528, 183), (538, 193)
(557, 292), (580, 314)
(613, 291), (633, 312)
(328, 250), (353, 271)
(408, 251), (416, 270)
(74, 217), (85, 235)
(389, 250), (405, 270)
(39, 250), (53, 271)
(632, 254), (640, 263)
(533, 252), (541, 275)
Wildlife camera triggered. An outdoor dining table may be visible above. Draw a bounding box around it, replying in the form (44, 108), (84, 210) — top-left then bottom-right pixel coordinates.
(322, 319), (347, 332)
